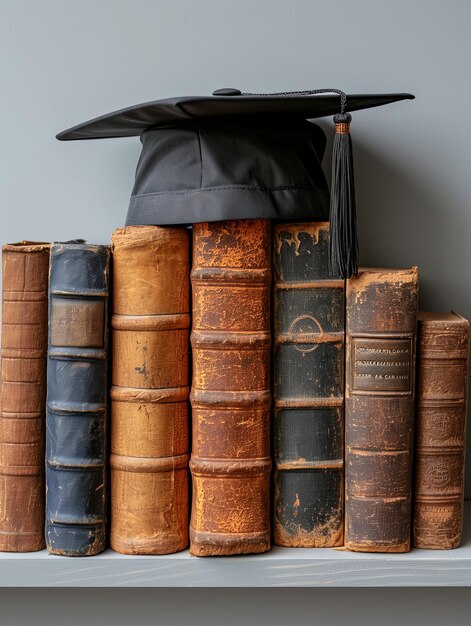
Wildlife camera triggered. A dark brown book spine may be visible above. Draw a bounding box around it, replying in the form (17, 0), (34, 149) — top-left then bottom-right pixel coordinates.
(413, 311), (469, 549)
(110, 226), (190, 555)
(0, 242), (49, 552)
(345, 267), (418, 552)
(273, 223), (344, 547)
(190, 220), (271, 556)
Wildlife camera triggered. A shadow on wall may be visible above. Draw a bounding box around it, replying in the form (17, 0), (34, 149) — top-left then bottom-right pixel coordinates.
(349, 137), (471, 498)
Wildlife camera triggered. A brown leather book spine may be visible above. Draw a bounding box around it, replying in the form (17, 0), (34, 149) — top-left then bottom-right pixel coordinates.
(413, 311), (469, 549)
(345, 267), (418, 552)
(0, 241), (50, 552)
(110, 226), (190, 554)
(190, 220), (271, 556)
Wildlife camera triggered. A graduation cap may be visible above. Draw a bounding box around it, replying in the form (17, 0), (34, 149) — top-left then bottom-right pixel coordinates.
(57, 88), (414, 278)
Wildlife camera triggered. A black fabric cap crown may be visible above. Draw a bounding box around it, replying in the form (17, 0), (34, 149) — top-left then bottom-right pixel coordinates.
(56, 89), (414, 227)
(127, 118), (330, 225)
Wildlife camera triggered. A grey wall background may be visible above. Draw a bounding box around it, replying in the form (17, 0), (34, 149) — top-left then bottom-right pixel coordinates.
(1, 0), (470, 623)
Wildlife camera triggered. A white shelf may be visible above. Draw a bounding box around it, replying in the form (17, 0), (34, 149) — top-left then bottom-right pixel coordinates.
(1, 501), (470, 587)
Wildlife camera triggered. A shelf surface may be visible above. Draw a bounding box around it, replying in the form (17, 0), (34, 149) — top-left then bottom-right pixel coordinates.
(1, 501), (470, 587)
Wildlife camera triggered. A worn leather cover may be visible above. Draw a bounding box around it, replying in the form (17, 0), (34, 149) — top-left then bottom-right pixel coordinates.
(190, 220), (271, 556)
(46, 243), (110, 556)
(413, 311), (469, 549)
(345, 268), (418, 552)
(110, 226), (190, 555)
(273, 223), (344, 547)
(0, 242), (50, 552)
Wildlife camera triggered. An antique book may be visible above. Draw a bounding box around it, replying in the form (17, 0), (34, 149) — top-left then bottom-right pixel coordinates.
(46, 243), (110, 556)
(413, 311), (469, 549)
(190, 220), (271, 556)
(110, 226), (190, 555)
(0, 242), (50, 552)
(273, 223), (344, 547)
(345, 267), (418, 552)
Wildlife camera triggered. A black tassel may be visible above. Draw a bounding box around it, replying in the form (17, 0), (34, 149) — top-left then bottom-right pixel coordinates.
(329, 112), (358, 279)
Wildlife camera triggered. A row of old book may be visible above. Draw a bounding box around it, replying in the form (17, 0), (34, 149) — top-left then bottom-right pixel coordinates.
(0, 220), (468, 556)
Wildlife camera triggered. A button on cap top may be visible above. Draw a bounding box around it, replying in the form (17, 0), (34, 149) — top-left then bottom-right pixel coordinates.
(212, 88), (242, 96)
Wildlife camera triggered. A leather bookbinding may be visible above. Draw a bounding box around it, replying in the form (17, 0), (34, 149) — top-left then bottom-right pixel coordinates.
(413, 311), (469, 549)
(110, 226), (190, 555)
(45, 243), (110, 556)
(273, 223), (344, 547)
(345, 267), (418, 552)
(0, 242), (50, 552)
(190, 220), (271, 556)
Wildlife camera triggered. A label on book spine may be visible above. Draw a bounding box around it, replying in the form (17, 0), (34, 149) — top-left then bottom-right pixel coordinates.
(351, 337), (413, 392)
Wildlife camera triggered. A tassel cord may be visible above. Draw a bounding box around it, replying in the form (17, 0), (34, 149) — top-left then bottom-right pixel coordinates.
(240, 88), (358, 279)
(329, 114), (358, 279)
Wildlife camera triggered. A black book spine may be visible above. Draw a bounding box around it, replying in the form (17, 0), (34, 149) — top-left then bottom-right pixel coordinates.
(273, 223), (345, 547)
(46, 243), (110, 556)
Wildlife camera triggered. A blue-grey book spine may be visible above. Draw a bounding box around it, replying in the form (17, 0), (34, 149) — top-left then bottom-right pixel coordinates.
(46, 243), (110, 556)
(273, 223), (345, 547)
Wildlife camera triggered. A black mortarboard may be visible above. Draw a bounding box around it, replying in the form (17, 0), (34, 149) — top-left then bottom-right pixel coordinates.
(57, 88), (414, 277)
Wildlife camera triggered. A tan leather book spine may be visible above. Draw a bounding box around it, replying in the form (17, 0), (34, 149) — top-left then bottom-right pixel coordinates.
(110, 226), (190, 554)
(0, 241), (50, 552)
(413, 311), (469, 549)
(345, 267), (418, 552)
(190, 220), (271, 556)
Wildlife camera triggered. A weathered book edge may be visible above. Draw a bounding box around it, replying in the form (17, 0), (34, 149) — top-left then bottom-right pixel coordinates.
(345, 267), (418, 553)
(413, 310), (469, 549)
(0, 242), (50, 552)
(45, 243), (109, 557)
(273, 222), (345, 547)
(189, 220), (272, 556)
